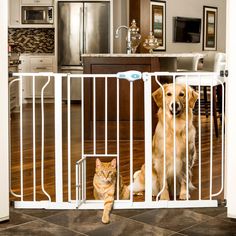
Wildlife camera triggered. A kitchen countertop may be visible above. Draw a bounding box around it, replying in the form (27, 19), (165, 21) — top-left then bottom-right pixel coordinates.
(82, 53), (204, 58)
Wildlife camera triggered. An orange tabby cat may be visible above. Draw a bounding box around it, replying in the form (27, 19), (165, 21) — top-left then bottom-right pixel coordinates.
(93, 158), (129, 224)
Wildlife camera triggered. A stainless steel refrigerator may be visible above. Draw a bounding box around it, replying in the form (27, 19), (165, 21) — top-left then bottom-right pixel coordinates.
(58, 1), (110, 100)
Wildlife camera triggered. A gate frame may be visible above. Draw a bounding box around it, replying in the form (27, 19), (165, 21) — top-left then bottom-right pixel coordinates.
(11, 71), (224, 210)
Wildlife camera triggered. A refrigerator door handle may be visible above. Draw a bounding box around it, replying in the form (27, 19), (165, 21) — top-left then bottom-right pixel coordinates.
(84, 6), (87, 53)
(80, 7), (83, 62)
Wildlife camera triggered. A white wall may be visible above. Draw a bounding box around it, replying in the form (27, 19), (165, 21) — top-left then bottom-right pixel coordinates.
(163, 0), (226, 53)
(0, 0), (10, 222)
(114, 0), (226, 53)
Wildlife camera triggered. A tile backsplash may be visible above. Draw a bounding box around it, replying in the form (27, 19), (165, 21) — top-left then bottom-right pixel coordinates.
(8, 28), (54, 53)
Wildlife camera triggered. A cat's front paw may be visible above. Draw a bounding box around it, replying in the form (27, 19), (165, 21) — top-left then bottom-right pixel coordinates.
(102, 214), (110, 224)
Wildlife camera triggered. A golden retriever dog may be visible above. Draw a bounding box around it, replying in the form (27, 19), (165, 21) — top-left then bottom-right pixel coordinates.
(132, 83), (198, 200)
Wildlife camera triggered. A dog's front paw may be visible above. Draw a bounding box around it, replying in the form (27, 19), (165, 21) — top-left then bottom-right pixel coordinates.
(179, 192), (191, 200)
(159, 191), (170, 201)
(102, 214), (110, 224)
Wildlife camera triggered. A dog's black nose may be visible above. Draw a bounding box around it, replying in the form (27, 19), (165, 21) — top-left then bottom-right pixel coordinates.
(171, 102), (180, 110)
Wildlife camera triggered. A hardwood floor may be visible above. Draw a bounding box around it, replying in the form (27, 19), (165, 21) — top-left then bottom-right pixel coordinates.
(10, 103), (224, 203)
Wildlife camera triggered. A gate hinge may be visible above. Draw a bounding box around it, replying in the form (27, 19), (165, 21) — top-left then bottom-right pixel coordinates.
(225, 70), (229, 77)
(218, 199), (227, 207)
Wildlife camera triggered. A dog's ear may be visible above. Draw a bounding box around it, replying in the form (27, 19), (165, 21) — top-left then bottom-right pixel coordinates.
(188, 87), (198, 109)
(152, 84), (167, 108)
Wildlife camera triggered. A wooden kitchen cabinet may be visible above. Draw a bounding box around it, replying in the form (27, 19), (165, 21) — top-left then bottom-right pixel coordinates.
(9, 0), (21, 27)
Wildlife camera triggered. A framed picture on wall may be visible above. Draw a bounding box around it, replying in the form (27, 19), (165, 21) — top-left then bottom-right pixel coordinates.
(150, 0), (166, 51)
(203, 6), (218, 51)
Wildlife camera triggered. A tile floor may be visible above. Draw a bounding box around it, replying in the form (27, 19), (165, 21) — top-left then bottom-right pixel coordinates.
(0, 206), (236, 235)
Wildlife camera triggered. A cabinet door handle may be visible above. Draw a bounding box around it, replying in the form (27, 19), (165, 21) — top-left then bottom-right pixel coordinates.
(35, 67), (47, 70)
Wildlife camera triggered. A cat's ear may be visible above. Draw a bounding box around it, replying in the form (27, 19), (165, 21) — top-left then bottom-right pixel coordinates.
(96, 158), (102, 168)
(111, 159), (116, 168)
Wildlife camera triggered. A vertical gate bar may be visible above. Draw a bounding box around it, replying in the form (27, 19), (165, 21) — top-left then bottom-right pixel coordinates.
(82, 161), (84, 202)
(220, 83), (225, 195)
(185, 77), (189, 200)
(41, 76), (51, 201)
(221, 83), (225, 195)
(198, 76), (202, 200)
(54, 74), (63, 202)
(76, 163), (78, 207)
(67, 75), (71, 202)
(224, 75), (228, 201)
(212, 81), (225, 197)
(83, 159), (86, 201)
(8, 81), (12, 196)
(81, 77), (84, 157)
(79, 164), (81, 203)
(80, 76), (84, 203)
(116, 78), (120, 200)
(155, 76), (167, 200)
(144, 74), (152, 202)
(9, 79), (21, 198)
(32, 76), (36, 201)
(130, 81), (133, 203)
(210, 82), (213, 200)
(173, 76), (177, 201)
(19, 76), (23, 201)
(105, 76), (108, 154)
(93, 77), (96, 154)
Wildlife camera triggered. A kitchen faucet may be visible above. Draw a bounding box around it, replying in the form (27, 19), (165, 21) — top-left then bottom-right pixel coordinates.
(115, 25), (132, 54)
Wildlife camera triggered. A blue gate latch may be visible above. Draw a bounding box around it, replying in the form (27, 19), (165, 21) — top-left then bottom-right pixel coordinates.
(117, 71), (142, 82)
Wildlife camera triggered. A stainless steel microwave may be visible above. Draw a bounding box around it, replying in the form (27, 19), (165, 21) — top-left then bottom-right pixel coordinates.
(21, 6), (54, 24)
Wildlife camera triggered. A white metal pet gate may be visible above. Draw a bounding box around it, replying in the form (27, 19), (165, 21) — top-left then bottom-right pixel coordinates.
(9, 71), (225, 209)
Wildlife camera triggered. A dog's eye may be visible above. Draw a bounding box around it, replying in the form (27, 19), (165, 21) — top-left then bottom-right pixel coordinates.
(166, 92), (172, 96)
(179, 92), (185, 97)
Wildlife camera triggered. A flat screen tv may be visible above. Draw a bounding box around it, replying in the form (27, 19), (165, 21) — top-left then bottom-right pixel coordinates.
(174, 17), (201, 43)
